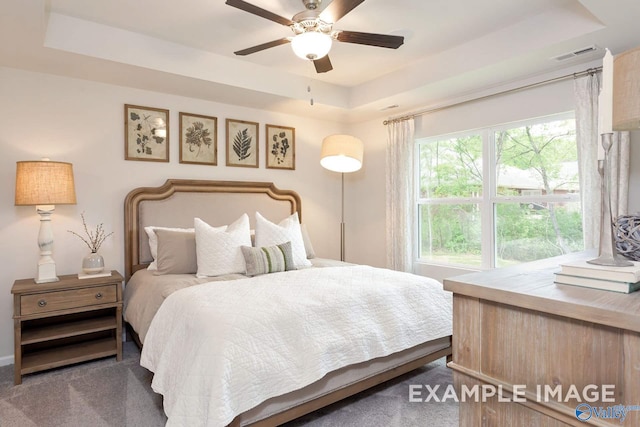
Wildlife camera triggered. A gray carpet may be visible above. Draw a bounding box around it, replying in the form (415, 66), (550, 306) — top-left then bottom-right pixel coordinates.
(0, 342), (458, 426)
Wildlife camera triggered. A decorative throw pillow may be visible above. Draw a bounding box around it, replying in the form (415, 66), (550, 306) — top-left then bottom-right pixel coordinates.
(241, 241), (295, 276)
(254, 212), (312, 268)
(144, 226), (195, 270)
(154, 229), (198, 275)
(195, 214), (252, 277)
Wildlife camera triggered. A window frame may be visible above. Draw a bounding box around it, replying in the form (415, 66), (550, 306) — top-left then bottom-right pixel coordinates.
(414, 111), (579, 270)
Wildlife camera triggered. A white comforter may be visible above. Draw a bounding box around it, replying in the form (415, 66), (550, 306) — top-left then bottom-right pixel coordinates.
(140, 265), (452, 427)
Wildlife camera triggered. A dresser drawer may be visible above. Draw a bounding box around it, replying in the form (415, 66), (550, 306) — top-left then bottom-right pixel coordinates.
(20, 285), (117, 315)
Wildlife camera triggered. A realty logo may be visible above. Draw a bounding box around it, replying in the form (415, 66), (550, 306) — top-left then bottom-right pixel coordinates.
(575, 403), (592, 421)
(575, 403), (640, 422)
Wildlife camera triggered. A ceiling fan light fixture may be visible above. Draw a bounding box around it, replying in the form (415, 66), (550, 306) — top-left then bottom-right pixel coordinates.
(291, 31), (332, 60)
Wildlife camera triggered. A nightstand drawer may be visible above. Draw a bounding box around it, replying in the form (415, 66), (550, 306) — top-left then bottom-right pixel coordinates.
(20, 285), (117, 315)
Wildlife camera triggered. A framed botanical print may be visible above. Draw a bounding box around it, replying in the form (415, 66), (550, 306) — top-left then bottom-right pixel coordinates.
(266, 124), (295, 170)
(226, 118), (259, 168)
(179, 112), (217, 165)
(124, 104), (169, 162)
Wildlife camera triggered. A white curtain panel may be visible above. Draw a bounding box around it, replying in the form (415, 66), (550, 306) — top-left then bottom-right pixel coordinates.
(574, 73), (600, 249)
(573, 73), (630, 249)
(385, 118), (415, 272)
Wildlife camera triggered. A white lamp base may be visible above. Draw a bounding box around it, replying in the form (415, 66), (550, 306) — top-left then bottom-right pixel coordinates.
(34, 205), (59, 284)
(35, 260), (59, 283)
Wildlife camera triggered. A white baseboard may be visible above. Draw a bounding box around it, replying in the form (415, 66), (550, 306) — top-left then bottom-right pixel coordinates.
(0, 354), (15, 367)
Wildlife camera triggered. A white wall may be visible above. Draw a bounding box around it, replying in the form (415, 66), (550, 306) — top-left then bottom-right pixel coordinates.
(347, 78), (640, 283)
(342, 120), (388, 268)
(0, 66), (347, 363)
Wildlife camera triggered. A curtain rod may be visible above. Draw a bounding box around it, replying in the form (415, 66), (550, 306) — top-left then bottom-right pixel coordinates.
(382, 66), (601, 125)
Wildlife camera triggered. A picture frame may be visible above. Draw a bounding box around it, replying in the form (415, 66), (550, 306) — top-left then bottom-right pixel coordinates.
(266, 124), (295, 170)
(226, 118), (259, 168)
(124, 104), (169, 162)
(179, 112), (218, 166)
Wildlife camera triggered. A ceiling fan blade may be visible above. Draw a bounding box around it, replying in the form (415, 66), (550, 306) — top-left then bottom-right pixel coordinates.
(319, 0), (365, 23)
(234, 38), (291, 56)
(336, 31), (404, 49)
(225, 0), (294, 26)
(313, 56), (333, 73)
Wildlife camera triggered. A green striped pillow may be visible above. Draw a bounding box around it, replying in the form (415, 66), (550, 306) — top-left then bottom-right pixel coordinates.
(241, 241), (296, 276)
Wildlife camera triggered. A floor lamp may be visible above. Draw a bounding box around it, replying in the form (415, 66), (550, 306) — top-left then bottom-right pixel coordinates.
(320, 135), (364, 261)
(15, 160), (77, 283)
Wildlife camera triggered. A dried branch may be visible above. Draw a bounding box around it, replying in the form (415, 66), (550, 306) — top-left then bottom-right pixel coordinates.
(68, 212), (113, 253)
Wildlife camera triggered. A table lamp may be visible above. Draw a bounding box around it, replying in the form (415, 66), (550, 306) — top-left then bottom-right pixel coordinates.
(15, 160), (77, 283)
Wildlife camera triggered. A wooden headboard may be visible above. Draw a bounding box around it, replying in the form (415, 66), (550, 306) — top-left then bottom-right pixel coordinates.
(123, 179), (302, 281)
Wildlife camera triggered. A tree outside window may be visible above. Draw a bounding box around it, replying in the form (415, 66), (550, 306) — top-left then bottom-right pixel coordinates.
(417, 115), (581, 268)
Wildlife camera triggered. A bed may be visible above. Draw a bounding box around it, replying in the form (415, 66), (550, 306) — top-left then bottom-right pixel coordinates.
(123, 179), (452, 427)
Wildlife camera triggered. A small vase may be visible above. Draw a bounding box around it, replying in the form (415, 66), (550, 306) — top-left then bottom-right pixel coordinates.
(82, 252), (105, 274)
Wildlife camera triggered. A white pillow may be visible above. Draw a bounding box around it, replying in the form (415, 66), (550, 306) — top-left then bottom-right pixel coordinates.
(195, 214), (252, 277)
(144, 226), (195, 270)
(254, 212), (312, 268)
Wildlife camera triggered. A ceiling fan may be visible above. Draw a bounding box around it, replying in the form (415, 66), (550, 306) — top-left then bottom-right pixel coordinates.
(225, 0), (404, 73)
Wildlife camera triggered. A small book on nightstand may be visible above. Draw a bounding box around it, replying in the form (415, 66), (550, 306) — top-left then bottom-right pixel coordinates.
(78, 271), (112, 280)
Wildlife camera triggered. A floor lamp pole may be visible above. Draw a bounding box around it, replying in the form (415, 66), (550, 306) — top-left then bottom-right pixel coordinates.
(340, 172), (345, 262)
(320, 134), (363, 263)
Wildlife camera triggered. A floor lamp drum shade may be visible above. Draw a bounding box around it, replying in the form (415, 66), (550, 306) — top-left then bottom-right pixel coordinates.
(320, 134), (364, 173)
(15, 160), (77, 283)
(613, 45), (640, 130)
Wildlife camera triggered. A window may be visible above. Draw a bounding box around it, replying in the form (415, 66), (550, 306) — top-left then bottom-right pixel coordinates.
(416, 113), (582, 268)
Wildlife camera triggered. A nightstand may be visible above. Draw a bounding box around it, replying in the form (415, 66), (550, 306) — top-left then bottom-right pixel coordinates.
(12, 270), (123, 385)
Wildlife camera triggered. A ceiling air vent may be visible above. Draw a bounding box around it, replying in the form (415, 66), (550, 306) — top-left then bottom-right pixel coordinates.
(552, 45), (598, 62)
(380, 104), (399, 111)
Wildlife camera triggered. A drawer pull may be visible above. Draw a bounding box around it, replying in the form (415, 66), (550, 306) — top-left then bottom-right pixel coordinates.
(38, 299), (47, 307)
(95, 292), (103, 300)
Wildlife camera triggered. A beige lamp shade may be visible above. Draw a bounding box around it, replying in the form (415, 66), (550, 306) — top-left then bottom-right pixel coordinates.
(15, 160), (77, 206)
(320, 134), (364, 173)
(613, 45), (640, 130)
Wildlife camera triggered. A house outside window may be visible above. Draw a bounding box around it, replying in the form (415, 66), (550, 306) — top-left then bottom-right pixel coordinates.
(416, 113), (582, 269)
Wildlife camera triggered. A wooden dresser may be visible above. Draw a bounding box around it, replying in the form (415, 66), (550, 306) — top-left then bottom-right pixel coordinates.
(443, 252), (640, 426)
